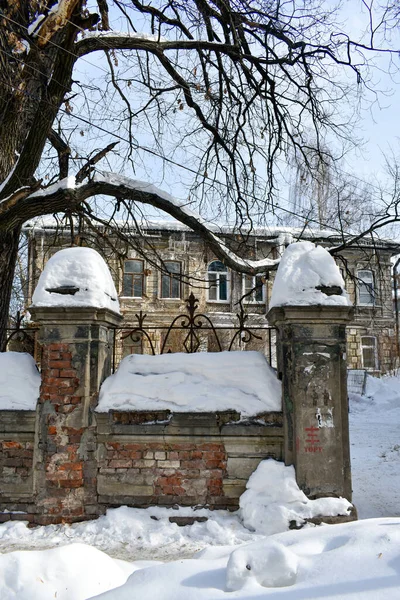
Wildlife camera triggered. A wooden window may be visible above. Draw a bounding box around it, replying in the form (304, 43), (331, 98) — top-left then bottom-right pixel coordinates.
(357, 270), (375, 306)
(161, 261), (181, 299)
(361, 336), (378, 370)
(242, 274), (265, 303)
(207, 261), (229, 302)
(123, 260), (144, 297)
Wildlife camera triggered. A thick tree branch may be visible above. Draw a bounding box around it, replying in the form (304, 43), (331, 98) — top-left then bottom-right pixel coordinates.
(1, 174), (280, 274)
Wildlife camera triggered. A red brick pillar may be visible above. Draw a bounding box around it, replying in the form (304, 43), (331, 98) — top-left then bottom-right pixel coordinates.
(30, 307), (122, 524)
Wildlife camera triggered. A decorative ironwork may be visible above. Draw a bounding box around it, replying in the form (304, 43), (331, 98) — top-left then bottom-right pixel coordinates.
(113, 293), (276, 371)
(2, 311), (38, 353)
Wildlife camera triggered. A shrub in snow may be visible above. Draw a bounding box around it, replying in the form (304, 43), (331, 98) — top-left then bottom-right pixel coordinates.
(226, 540), (298, 591)
(270, 241), (350, 307)
(239, 459), (352, 535)
(0, 352), (40, 410)
(97, 351), (281, 415)
(31, 247), (120, 313)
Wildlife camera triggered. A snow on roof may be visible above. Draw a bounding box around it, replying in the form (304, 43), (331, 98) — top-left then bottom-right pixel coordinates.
(0, 352), (40, 410)
(97, 351), (281, 416)
(270, 241), (351, 308)
(23, 216), (400, 252)
(31, 247), (120, 313)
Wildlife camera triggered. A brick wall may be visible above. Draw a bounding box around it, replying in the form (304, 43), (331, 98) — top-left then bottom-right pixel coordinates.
(96, 411), (284, 511)
(0, 411), (36, 523)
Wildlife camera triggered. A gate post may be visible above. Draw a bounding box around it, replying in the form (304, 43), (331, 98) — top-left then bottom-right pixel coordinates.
(29, 306), (122, 524)
(267, 305), (353, 501)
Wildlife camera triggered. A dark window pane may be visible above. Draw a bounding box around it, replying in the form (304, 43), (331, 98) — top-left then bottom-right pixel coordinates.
(125, 260), (143, 273)
(208, 260), (227, 273)
(219, 274), (227, 300)
(171, 276), (180, 298)
(255, 277), (264, 301)
(133, 275), (143, 297)
(123, 273), (133, 296)
(161, 274), (170, 298)
(166, 261), (180, 274)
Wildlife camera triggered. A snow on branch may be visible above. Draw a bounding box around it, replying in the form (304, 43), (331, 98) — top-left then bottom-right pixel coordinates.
(3, 173), (279, 274)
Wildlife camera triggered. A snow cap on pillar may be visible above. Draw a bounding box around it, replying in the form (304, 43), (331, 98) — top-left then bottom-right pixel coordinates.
(270, 241), (351, 308)
(31, 247), (120, 314)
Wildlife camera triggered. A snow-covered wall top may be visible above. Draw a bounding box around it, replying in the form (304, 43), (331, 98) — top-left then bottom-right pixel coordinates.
(31, 247), (120, 313)
(270, 241), (351, 308)
(97, 351), (281, 416)
(0, 352), (40, 410)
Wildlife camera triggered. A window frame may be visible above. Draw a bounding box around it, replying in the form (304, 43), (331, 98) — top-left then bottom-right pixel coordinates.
(357, 269), (375, 306)
(121, 259), (145, 298)
(242, 273), (266, 304)
(160, 260), (182, 299)
(361, 335), (378, 371)
(207, 260), (230, 303)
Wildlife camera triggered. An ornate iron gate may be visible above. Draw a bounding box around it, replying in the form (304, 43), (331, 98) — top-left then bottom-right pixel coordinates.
(113, 292), (276, 371)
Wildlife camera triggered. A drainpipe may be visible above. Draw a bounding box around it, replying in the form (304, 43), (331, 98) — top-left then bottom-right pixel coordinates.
(394, 256), (400, 360)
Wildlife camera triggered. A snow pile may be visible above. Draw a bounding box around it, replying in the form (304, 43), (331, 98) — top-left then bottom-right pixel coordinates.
(0, 352), (40, 410)
(226, 539), (298, 591)
(0, 505), (257, 562)
(0, 543), (135, 600)
(239, 459), (352, 534)
(90, 518), (400, 599)
(97, 351), (281, 415)
(31, 248), (120, 313)
(270, 241), (350, 307)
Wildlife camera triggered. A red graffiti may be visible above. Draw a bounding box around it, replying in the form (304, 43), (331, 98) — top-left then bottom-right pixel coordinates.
(304, 446), (323, 453)
(305, 425), (320, 445)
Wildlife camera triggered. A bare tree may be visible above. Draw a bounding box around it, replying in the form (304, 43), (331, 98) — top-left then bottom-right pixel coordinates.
(0, 0), (398, 348)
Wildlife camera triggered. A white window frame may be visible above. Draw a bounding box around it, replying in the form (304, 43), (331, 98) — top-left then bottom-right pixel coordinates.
(121, 259), (145, 298)
(357, 269), (375, 306)
(242, 273), (266, 303)
(207, 260), (230, 302)
(160, 261), (181, 299)
(361, 336), (378, 370)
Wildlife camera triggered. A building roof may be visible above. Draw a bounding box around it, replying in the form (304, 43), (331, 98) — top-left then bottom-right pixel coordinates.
(23, 216), (400, 255)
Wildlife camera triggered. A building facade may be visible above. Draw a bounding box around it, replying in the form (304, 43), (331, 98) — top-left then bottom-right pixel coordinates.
(24, 219), (400, 374)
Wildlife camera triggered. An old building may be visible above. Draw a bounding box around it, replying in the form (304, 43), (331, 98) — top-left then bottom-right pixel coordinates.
(24, 219), (400, 374)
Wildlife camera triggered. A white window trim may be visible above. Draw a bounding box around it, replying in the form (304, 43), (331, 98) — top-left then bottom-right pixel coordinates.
(242, 273), (266, 304)
(361, 335), (378, 371)
(357, 269), (375, 307)
(207, 261), (230, 303)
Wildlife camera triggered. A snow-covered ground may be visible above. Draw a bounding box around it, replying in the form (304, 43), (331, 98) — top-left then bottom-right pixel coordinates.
(0, 371), (399, 599)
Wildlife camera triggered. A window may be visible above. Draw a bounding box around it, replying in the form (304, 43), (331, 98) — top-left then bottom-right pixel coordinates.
(357, 270), (375, 306)
(161, 261), (181, 299)
(207, 261), (229, 302)
(242, 274), (265, 303)
(361, 336), (378, 370)
(123, 260), (144, 297)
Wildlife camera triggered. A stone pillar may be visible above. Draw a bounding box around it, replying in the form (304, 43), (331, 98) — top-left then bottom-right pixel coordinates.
(29, 306), (122, 524)
(267, 305), (354, 501)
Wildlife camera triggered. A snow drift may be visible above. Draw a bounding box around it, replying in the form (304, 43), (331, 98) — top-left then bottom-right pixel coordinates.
(97, 351), (281, 415)
(0, 352), (40, 410)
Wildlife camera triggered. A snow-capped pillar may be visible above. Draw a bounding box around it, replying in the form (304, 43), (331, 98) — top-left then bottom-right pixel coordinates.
(29, 306), (123, 524)
(267, 305), (354, 502)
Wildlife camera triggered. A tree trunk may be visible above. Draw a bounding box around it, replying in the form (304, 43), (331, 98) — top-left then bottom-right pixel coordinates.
(0, 226), (21, 351)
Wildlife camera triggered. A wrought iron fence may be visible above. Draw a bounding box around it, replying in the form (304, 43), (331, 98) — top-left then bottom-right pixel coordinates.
(1, 312), (38, 355)
(112, 292), (276, 372)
